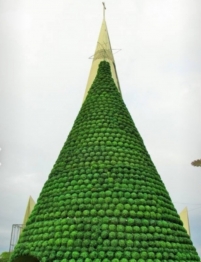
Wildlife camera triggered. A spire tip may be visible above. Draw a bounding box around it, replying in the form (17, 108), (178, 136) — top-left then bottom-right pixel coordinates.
(102, 2), (106, 19)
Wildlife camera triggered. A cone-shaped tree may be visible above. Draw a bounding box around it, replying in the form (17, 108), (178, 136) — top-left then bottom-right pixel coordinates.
(11, 61), (200, 262)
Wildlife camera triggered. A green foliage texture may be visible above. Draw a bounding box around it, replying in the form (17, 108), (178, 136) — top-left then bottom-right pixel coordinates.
(0, 252), (10, 262)
(11, 61), (200, 262)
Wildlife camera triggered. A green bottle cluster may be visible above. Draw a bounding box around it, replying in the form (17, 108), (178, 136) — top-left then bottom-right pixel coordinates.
(11, 61), (200, 262)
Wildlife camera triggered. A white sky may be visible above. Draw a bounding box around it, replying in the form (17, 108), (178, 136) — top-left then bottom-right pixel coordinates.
(0, 0), (201, 256)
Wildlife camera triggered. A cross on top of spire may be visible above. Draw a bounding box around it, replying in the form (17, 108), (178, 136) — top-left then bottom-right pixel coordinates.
(102, 2), (106, 19)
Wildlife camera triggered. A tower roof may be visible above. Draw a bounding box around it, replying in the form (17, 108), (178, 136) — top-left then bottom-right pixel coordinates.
(20, 196), (35, 235)
(22, 196), (35, 226)
(83, 8), (121, 101)
(179, 207), (191, 236)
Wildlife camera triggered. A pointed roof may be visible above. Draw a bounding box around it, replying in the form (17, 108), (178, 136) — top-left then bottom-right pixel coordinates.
(179, 207), (191, 236)
(22, 196), (35, 226)
(83, 16), (121, 101)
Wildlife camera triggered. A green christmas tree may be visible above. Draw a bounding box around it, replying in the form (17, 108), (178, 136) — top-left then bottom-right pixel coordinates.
(11, 61), (200, 262)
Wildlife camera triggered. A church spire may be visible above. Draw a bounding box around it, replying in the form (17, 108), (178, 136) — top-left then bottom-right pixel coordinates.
(83, 3), (121, 101)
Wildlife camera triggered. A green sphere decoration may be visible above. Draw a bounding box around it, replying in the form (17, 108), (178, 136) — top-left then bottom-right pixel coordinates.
(11, 61), (200, 262)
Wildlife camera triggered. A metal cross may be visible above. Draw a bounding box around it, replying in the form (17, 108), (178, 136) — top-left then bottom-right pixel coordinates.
(102, 2), (106, 19)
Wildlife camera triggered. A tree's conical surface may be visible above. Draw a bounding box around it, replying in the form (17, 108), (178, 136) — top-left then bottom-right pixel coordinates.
(11, 61), (200, 262)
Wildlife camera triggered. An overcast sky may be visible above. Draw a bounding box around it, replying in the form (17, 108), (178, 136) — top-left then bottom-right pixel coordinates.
(0, 0), (201, 256)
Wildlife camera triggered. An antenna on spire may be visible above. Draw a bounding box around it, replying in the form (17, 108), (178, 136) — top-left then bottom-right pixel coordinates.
(102, 2), (106, 19)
